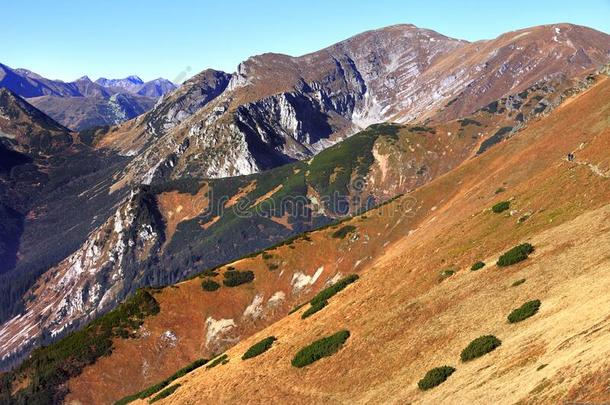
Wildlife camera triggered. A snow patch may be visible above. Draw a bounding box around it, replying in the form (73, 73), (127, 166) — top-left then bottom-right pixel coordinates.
(205, 317), (236, 347)
(267, 291), (285, 308)
(160, 330), (178, 347)
(291, 266), (324, 293)
(243, 294), (264, 320)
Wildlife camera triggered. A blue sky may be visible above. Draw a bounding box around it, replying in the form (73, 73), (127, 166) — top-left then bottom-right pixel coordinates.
(2, 0), (609, 83)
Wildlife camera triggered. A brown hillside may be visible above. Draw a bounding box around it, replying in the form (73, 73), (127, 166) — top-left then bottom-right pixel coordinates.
(49, 73), (591, 405)
(118, 75), (610, 404)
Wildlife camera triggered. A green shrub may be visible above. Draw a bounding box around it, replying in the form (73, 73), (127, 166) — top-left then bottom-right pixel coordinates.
(310, 274), (359, 307)
(223, 270), (255, 287)
(495, 187), (506, 194)
(114, 394), (141, 405)
(411, 126), (436, 134)
(492, 201), (510, 213)
(267, 263), (279, 271)
(201, 279), (220, 292)
(301, 299), (328, 319)
(242, 336), (277, 360)
(511, 278), (526, 287)
(170, 358), (206, 378)
(262, 252), (274, 260)
(471, 261), (486, 271)
(291, 330), (350, 368)
(417, 366), (456, 391)
(149, 384), (180, 403)
(497, 243), (534, 267)
(460, 335), (502, 362)
(331, 225), (356, 239)
(300, 275), (359, 319)
(115, 358), (208, 404)
(206, 354), (229, 369)
(508, 300), (541, 323)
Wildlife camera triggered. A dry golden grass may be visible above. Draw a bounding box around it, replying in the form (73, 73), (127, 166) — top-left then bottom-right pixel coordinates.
(156, 183), (209, 246)
(67, 76), (610, 405)
(135, 76), (610, 404)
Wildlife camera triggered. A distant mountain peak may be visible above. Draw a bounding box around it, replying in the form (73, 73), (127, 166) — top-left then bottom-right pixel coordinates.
(93, 76), (176, 98)
(95, 75), (145, 85)
(125, 75), (144, 84)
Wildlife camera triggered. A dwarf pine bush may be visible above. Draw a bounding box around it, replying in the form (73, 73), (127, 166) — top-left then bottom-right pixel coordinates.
(310, 274), (359, 307)
(471, 261), (485, 271)
(417, 366), (456, 391)
(511, 278), (526, 287)
(331, 225), (356, 239)
(223, 270), (255, 287)
(291, 330), (350, 368)
(206, 354), (229, 369)
(301, 299), (328, 319)
(508, 300), (541, 323)
(460, 335), (502, 362)
(201, 279), (220, 292)
(149, 384), (181, 403)
(242, 336), (277, 360)
(492, 201), (510, 213)
(497, 243), (534, 267)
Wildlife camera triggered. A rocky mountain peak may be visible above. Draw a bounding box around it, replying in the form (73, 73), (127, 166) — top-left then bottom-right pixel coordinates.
(125, 75), (144, 84)
(96, 23), (610, 188)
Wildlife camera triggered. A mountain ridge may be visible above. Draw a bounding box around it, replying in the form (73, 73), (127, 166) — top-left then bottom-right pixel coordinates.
(96, 23), (610, 188)
(0, 64), (177, 130)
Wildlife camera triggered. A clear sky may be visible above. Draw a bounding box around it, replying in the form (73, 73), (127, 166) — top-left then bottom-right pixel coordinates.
(2, 0), (609, 83)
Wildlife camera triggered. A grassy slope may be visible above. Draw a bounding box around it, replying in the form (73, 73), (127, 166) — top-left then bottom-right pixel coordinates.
(132, 76), (610, 404)
(137, 76), (561, 287)
(1, 75), (590, 403)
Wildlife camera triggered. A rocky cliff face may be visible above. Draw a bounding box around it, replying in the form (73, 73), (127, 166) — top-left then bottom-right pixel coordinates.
(100, 24), (610, 188)
(0, 189), (163, 366)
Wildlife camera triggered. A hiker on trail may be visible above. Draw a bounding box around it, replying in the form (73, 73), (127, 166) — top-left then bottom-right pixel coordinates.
(567, 153), (575, 162)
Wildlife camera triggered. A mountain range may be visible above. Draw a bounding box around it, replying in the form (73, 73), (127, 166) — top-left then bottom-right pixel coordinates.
(95, 23), (610, 184)
(0, 22), (609, 404)
(0, 63), (176, 130)
(94, 76), (173, 97)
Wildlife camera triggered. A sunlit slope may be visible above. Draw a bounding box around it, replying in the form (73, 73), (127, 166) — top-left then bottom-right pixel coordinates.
(135, 76), (610, 404)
